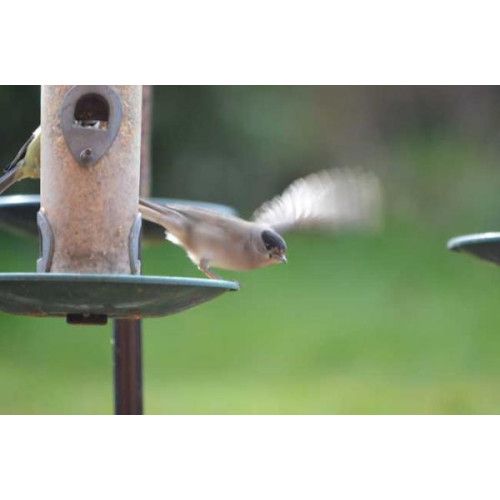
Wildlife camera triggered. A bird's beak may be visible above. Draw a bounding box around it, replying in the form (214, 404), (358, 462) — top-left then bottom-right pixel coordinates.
(279, 255), (288, 264)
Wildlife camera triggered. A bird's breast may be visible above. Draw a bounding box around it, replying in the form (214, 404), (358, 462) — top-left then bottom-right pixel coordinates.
(186, 224), (258, 271)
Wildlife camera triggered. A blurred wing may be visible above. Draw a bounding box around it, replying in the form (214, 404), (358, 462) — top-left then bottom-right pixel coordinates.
(252, 168), (382, 233)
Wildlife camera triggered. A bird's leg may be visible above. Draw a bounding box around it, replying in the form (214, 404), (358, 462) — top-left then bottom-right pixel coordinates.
(198, 259), (221, 280)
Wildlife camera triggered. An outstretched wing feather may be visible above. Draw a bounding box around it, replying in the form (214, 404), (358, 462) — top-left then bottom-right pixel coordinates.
(252, 168), (382, 233)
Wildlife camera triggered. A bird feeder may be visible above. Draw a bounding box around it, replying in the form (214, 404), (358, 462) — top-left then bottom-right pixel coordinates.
(0, 85), (239, 414)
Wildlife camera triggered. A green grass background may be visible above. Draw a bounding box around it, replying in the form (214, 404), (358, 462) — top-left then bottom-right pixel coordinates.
(1, 219), (499, 414)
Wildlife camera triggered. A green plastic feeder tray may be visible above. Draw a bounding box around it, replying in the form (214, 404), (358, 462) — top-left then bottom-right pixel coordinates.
(0, 195), (237, 242)
(447, 232), (500, 265)
(0, 273), (239, 324)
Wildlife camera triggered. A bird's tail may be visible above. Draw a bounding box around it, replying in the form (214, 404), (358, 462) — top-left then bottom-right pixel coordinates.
(0, 163), (23, 195)
(138, 198), (187, 237)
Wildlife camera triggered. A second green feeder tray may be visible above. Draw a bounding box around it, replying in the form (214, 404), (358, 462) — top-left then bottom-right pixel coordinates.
(0, 195), (237, 242)
(447, 232), (500, 266)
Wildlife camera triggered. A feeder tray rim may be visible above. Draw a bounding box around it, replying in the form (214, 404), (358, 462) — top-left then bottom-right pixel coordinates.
(0, 194), (238, 215)
(447, 232), (500, 251)
(0, 194), (40, 206)
(0, 272), (240, 290)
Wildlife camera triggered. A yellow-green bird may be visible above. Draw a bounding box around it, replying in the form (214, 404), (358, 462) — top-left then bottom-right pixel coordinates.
(0, 127), (40, 194)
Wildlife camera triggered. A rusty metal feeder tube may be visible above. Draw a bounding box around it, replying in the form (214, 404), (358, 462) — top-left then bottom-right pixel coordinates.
(40, 85), (142, 276)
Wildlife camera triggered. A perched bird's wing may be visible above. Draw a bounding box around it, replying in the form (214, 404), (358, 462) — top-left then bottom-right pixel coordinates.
(0, 127), (41, 194)
(252, 168), (382, 233)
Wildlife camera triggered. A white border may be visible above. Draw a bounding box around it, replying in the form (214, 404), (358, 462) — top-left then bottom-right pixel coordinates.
(0, 416), (498, 499)
(2, 2), (499, 83)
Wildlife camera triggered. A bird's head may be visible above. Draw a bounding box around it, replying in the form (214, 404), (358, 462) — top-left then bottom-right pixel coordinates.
(259, 229), (288, 266)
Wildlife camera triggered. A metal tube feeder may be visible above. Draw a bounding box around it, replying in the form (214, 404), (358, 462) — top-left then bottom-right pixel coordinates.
(0, 85), (239, 415)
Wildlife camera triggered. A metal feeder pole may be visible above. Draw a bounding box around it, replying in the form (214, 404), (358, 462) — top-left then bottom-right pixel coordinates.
(41, 85), (143, 413)
(113, 86), (153, 415)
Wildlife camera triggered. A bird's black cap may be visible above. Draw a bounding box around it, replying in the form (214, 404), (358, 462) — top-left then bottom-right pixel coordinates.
(261, 230), (287, 252)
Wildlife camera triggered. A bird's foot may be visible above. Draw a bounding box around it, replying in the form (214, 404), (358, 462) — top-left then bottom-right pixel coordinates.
(198, 261), (222, 280)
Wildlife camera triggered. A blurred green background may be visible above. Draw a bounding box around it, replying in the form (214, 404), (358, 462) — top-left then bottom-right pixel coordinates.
(1, 86), (500, 414)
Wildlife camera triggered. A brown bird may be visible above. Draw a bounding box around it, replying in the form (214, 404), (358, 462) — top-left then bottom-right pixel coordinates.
(139, 168), (382, 279)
